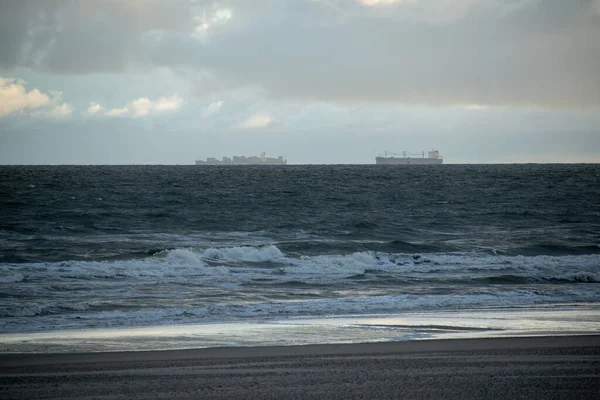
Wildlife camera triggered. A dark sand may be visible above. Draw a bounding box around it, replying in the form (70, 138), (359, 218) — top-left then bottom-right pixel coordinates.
(1, 335), (599, 399)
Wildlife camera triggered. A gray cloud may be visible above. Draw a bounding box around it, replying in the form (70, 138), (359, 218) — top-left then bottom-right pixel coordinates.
(1, 0), (599, 108)
(187, 0), (600, 108)
(0, 0), (195, 73)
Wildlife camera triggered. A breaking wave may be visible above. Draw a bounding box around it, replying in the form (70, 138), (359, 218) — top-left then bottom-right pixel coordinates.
(2, 245), (600, 283)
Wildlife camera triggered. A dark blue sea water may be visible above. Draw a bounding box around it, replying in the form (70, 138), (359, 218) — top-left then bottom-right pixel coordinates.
(1, 165), (599, 337)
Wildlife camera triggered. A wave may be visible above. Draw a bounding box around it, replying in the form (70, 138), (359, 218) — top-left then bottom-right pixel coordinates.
(4, 287), (600, 332)
(201, 245), (285, 262)
(3, 227), (600, 265)
(2, 245), (599, 286)
(2, 243), (600, 333)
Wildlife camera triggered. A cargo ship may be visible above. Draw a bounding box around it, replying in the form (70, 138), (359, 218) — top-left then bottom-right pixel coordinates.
(195, 152), (287, 165)
(376, 149), (443, 165)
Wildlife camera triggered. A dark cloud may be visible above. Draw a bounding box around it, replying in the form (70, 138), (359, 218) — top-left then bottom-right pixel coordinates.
(0, 0), (598, 108)
(188, 0), (600, 108)
(0, 0), (195, 73)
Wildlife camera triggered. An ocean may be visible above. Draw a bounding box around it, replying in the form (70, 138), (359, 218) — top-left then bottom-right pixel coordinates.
(1, 164), (599, 352)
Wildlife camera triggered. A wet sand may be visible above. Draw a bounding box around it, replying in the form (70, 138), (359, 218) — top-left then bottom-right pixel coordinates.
(1, 335), (599, 399)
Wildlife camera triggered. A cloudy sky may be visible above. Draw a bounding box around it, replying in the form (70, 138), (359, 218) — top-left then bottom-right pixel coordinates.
(1, 0), (599, 164)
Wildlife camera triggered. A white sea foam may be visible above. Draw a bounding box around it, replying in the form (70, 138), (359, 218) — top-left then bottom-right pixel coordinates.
(2, 246), (600, 332)
(164, 248), (206, 265)
(4, 304), (600, 353)
(2, 247), (599, 282)
(288, 252), (378, 275)
(201, 245), (284, 262)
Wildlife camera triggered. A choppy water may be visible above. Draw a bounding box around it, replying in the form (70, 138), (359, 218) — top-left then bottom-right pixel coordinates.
(1, 164), (599, 334)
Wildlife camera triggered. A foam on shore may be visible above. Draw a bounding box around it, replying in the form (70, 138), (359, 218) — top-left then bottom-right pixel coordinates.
(2, 303), (599, 353)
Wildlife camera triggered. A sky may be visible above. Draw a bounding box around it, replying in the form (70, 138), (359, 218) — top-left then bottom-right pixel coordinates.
(1, 0), (599, 164)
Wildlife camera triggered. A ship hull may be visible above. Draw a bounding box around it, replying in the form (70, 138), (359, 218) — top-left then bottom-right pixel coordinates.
(195, 161), (287, 165)
(376, 157), (443, 165)
(195, 153), (287, 165)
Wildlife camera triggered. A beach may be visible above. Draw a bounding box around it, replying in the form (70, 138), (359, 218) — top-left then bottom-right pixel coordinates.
(2, 166), (599, 398)
(2, 335), (599, 399)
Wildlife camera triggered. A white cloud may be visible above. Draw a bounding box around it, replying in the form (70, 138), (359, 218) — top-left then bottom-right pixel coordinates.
(87, 102), (103, 115)
(194, 8), (233, 34)
(153, 96), (184, 113)
(0, 77), (74, 118)
(103, 96), (183, 118)
(240, 113), (273, 129)
(44, 103), (74, 118)
(358, 0), (409, 6)
(0, 77), (51, 117)
(463, 104), (489, 110)
(203, 100), (224, 117)
(130, 98), (153, 118)
(105, 107), (129, 117)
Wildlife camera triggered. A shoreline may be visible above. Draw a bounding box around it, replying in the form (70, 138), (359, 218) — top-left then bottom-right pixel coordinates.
(2, 335), (599, 399)
(2, 334), (600, 363)
(3, 304), (600, 354)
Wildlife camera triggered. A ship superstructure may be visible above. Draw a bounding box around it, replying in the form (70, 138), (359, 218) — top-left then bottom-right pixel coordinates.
(376, 149), (443, 165)
(195, 152), (287, 165)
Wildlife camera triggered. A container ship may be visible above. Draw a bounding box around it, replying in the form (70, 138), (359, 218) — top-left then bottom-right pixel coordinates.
(376, 149), (443, 165)
(195, 152), (287, 165)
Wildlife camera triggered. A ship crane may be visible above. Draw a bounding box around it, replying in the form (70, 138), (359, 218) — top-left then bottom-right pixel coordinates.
(382, 151), (424, 158)
(402, 151), (426, 158)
